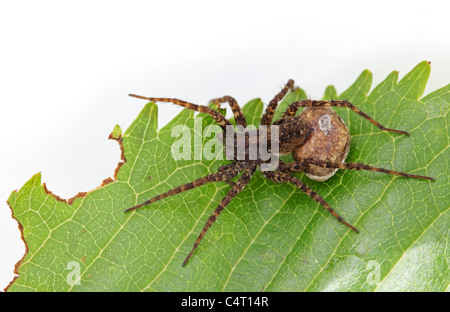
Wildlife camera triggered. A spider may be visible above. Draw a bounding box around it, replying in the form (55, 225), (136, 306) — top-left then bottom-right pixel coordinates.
(125, 79), (434, 267)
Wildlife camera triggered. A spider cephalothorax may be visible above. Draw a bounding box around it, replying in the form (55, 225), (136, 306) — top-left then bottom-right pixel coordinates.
(126, 80), (434, 266)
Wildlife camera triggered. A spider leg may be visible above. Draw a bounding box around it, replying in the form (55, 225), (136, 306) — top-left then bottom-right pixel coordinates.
(282, 100), (410, 135)
(293, 159), (435, 181)
(182, 165), (256, 266)
(262, 170), (359, 232)
(260, 79), (295, 126)
(124, 164), (241, 213)
(128, 94), (232, 131)
(277, 160), (307, 173)
(218, 161), (237, 172)
(209, 96), (247, 127)
(218, 161), (238, 186)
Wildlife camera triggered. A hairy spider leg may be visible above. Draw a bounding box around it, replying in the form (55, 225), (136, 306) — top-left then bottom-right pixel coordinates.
(182, 166), (256, 266)
(280, 159), (434, 181)
(124, 164), (241, 213)
(282, 100), (410, 135)
(218, 161), (239, 186)
(209, 95), (247, 127)
(260, 79), (296, 126)
(128, 94), (232, 131)
(263, 170), (359, 232)
(218, 161), (237, 172)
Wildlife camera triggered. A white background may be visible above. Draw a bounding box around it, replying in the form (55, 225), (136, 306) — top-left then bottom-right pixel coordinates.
(0, 0), (449, 290)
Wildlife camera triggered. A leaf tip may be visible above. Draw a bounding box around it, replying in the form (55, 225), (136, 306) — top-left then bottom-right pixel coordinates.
(322, 85), (338, 100)
(109, 124), (123, 140)
(27, 172), (43, 187)
(397, 61), (431, 100)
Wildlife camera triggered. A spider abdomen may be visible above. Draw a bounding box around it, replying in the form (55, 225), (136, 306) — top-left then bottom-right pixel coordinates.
(293, 107), (350, 181)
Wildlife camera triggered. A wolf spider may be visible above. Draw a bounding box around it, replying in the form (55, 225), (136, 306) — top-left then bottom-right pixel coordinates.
(126, 80), (434, 266)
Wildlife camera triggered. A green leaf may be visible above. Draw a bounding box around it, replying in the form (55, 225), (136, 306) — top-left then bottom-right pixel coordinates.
(6, 61), (449, 292)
